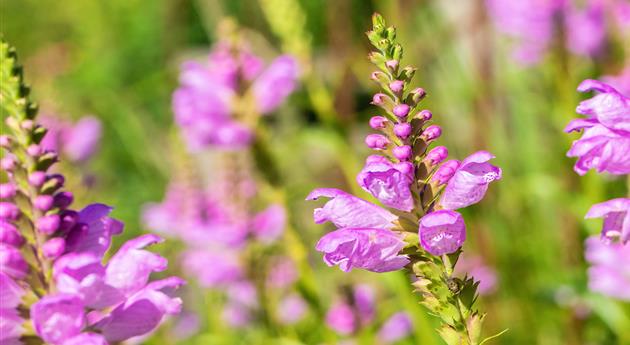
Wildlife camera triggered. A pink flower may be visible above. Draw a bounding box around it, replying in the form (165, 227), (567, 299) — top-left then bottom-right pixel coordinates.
(439, 151), (502, 210)
(584, 236), (630, 300)
(585, 198), (630, 244)
(419, 210), (466, 256)
(356, 155), (415, 211)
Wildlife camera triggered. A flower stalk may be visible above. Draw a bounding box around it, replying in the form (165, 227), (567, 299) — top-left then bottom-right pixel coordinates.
(307, 14), (503, 344)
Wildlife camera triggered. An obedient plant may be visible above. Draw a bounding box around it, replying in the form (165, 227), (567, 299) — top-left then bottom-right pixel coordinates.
(565, 74), (630, 301)
(172, 24), (299, 151)
(324, 284), (412, 344)
(0, 41), (183, 345)
(145, 30), (306, 331)
(486, 0), (630, 65)
(308, 14), (502, 344)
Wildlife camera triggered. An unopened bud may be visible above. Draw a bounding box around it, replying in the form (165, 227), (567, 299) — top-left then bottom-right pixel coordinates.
(1, 157), (16, 171)
(392, 104), (410, 118)
(0, 135), (11, 148)
(27, 144), (42, 157)
(385, 60), (399, 72)
(393, 145), (413, 161)
(21, 120), (35, 130)
(389, 80), (404, 93)
(411, 88), (426, 103)
(419, 109), (432, 121)
(432, 160), (461, 185)
(372, 93), (388, 106)
(42, 238), (66, 259)
(394, 162), (415, 175)
(365, 134), (390, 150)
(28, 171), (47, 187)
(421, 125), (442, 142)
(0, 221), (24, 247)
(425, 146), (449, 166)
(0, 202), (20, 221)
(59, 210), (78, 232)
(37, 214), (60, 234)
(393, 123), (412, 139)
(53, 192), (74, 210)
(34, 195), (55, 211)
(0, 183), (16, 199)
(369, 116), (388, 129)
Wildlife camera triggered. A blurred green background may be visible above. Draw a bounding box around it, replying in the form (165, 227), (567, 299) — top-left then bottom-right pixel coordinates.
(2, 0), (629, 344)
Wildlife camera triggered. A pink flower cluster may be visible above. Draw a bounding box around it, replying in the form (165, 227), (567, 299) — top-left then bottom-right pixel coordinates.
(173, 42), (299, 151)
(486, 0), (630, 64)
(308, 30), (501, 272)
(324, 285), (412, 344)
(1, 116), (181, 343)
(565, 72), (630, 301)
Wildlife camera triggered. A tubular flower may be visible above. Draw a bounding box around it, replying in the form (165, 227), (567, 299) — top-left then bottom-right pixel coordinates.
(0, 41), (182, 345)
(39, 114), (102, 163)
(173, 42), (299, 151)
(308, 15), (501, 343)
(486, 0), (627, 65)
(585, 198), (630, 244)
(565, 80), (630, 175)
(142, 146), (302, 329)
(584, 236), (630, 300)
(439, 151), (502, 210)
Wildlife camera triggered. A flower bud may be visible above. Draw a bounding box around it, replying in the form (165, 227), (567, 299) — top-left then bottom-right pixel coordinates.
(46, 174), (65, 190)
(370, 71), (386, 82)
(28, 171), (47, 187)
(37, 214), (60, 234)
(0, 183), (17, 199)
(369, 116), (388, 129)
(389, 80), (404, 93)
(34, 195), (55, 211)
(1, 156), (16, 171)
(21, 120), (34, 130)
(365, 134), (390, 150)
(42, 238), (66, 259)
(394, 162), (415, 175)
(393, 123), (412, 139)
(371, 93), (388, 106)
(0, 221), (24, 247)
(53, 192), (74, 210)
(432, 160), (461, 185)
(421, 125), (442, 142)
(411, 88), (426, 103)
(0, 244), (29, 279)
(0, 135), (11, 148)
(0, 202), (20, 221)
(425, 146), (449, 166)
(392, 104), (410, 118)
(385, 60), (399, 72)
(393, 145), (413, 161)
(27, 144), (42, 157)
(419, 109), (432, 121)
(59, 210), (78, 232)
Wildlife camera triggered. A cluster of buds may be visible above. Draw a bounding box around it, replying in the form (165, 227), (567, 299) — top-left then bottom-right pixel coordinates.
(1, 41), (182, 345)
(308, 14), (502, 345)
